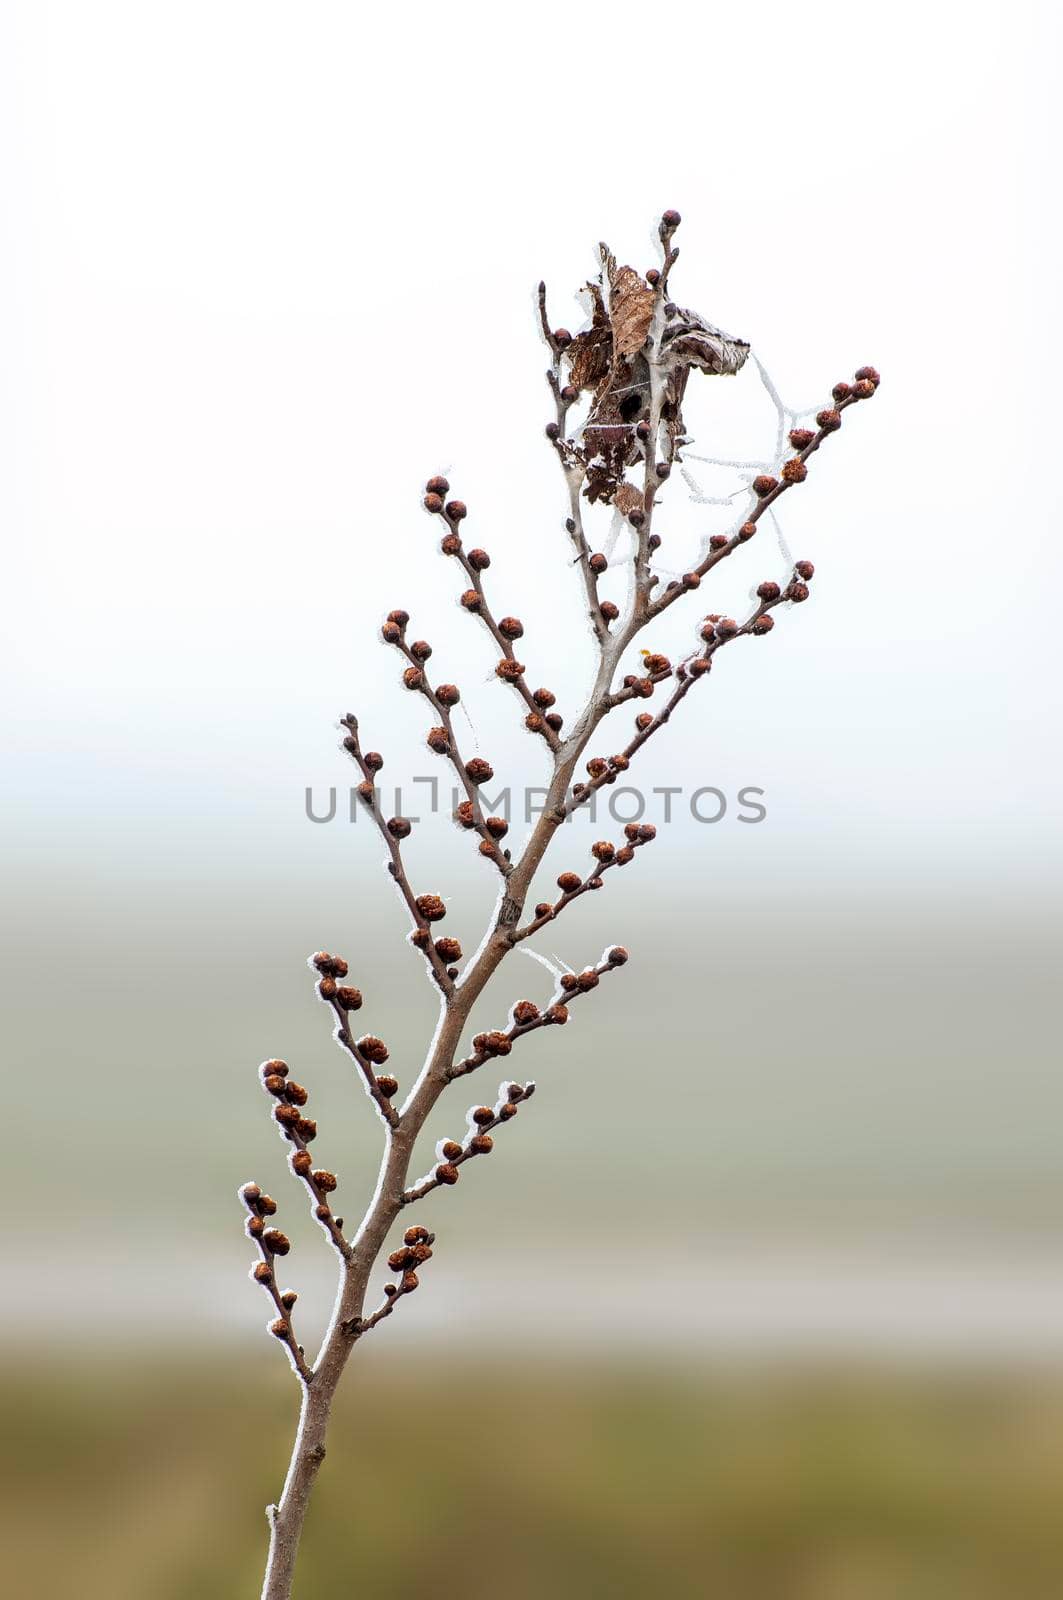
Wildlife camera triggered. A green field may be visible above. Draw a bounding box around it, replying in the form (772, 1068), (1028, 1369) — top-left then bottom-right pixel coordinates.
(5, 1356), (1063, 1598)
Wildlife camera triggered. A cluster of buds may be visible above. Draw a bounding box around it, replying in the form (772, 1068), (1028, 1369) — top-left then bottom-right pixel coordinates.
(525, 829), (656, 930)
(310, 954), (401, 1124)
(385, 1223), (436, 1299)
(240, 1177), (310, 1379)
(259, 1055), (352, 1260)
(421, 476), (564, 751)
(404, 1083), (537, 1201)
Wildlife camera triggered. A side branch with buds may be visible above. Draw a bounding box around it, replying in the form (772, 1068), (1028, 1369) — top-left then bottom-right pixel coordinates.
(245, 209), (878, 1600)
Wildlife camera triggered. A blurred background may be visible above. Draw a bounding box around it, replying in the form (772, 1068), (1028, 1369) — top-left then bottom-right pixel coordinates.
(2, 2), (1062, 1595)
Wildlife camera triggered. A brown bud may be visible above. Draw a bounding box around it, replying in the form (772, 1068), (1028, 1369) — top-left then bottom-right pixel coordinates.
(513, 1000), (540, 1025)
(435, 936), (463, 961)
(260, 1059), (289, 1079)
(752, 475), (777, 497)
(427, 726), (451, 755)
(591, 840), (615, 863)
(454, 800), (475, 829)
(600, 600), (619, 622)
(499, 616), (524, 640)
(405, 1224), (431, 1245)
(467, 548), (490, 570)
(375, 1075), (399, 1098)
(410, 927), (430, 949)
(440, 532), (462, 555)
(355, 782), (375, 803)
(534, 902), (552, 918)
(291, 1151), (313, 1177)
(295, 1117), (317, 1142)
(472, 1106), (495, 1126)
(484, 1031), (512, 1056)
(246, 1215), (265, 1238)
(317, 976), (338, 1001)
(577, 969), (600, 991)
(415, 894), (447, 922)
(615, 845), (635, 864)
(637, 824), (657, 843)
(445, 500), (467, 521)
(388, 1247), (412, 1271)
(402, 666), (424, 691)
(628, 508), (645, 527)
(681, 571), (701, 590)
(263, 1074), (287, 1098)
(545, 712), (563, 731)
(557, 871), (582, 893)
(426, 475), (450, 496)
(751, 615), (774, 635)
(410, 640), (432, 663)
(484, 816), (508, 840)
(424, 492), (444, 514)
(408, 1241), (434, 1264)
(781, 458), (808, 486)
(646, 267), (661, 285)
(852, 377), (876, 398)
(460, 588), (482, 612)
(441, 1140), (463, 1161)
(715, 617), (738, 639)
(240, 1182), (262, 1207)
(794, 560), (815, 581)
(496, 658), (526, 681)
(435, 1163), (460, 1185)
(560, 972), (579, 991)
(269, 1318), (291, 1340)
(786, 582), (810, 603)
(816, 408), (842, 432)
(737, 521), (758, 543)
(531, 687), (556, 709)
(314, 1204), (332, 1223)
(470, 1134), (494, 1155)
(854, 365), (881, 386)
(253, 1262), (273, 1285)
(635, 712), (653, 731)
(547, 1004), (569, 1024)
(661, 207), (682, 228)
(334, 987), (363, 1015)
(381, 620), (402, 644)
(263, 1229), (291, 1256)
(586, 757), (608, 779)
(498, 1102), (518, 1120)
(589, 553), (608, 574)
(465, 758), (493, 785)
(284, 1081), (308, 1108)
(642, 653), (670, 675)
(401, 1271), (420, 1291)
(757, 580), (781, 601)
(561, 383), (579, 402)
(689, 657), (711, 676)
(507, 1082), (525, 1101)
(525, 712), (545, 734)
(607, 946), (629, 965)
(280, 1290), (298, 1310)
(832, 381), (851, 402)
(789, 427), (814, 450)
(358, 1035), (390, 1064)
(274, 1103), (300, 1128)
(436, 683), (460, 706)
(610, 754), (629, 771)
